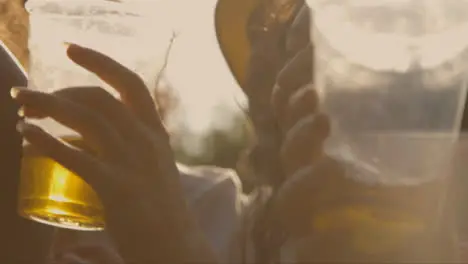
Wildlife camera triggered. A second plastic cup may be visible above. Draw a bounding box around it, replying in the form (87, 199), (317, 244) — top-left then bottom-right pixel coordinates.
(304, 0), (468, 258)
(308, 0), (468, 186)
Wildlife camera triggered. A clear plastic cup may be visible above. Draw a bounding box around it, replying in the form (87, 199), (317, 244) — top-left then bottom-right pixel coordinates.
(306, 0), (468, 187)
(302, 0), (468, 259)
(19, 0), (174, 231)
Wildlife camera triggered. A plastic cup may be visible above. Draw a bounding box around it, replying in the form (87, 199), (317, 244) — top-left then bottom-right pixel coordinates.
(302, 0), (468, 259)
(307, 0), (468, 185)
(18, 0), (174, 231)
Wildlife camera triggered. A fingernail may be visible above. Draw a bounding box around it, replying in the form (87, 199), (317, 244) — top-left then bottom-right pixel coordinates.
(16, 120), (30, 133)
(64, 42), (76, 48)
(64, 42), (82, 51)
(10, 86), (24, 99)
(64, 42), (79, 53)
(64, 42), (85, 59)
(288, 85), (311, 107)
(272, 83), (281, 97)
(284, 114), (317, 145)
(18, 106), (25, 117)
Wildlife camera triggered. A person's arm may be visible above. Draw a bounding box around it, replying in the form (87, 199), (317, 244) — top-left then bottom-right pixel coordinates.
(0, 41), (54, 264)
(48, 165), (242, 264)
(12, 43), (218, 264)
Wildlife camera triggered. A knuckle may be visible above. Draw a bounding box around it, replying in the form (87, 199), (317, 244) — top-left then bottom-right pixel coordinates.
(89, 86), (111, 98)
(270, 84), (284, 114)
(276, 55), (312, 93)
(84, 86), (115, 104)
(288, 84), (315, 108)
(284, 114), (316, 143)
(55, 86), (111, 104)
(125, 71), (147, 91)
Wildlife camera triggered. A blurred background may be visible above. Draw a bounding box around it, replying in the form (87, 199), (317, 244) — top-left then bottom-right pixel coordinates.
(0, 0), (254, 190)
(2, 0), (468, 257)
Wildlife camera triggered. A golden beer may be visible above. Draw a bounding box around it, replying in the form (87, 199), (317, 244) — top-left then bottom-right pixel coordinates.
(296, 169), (454, 262)
(18, 136), (105, 231)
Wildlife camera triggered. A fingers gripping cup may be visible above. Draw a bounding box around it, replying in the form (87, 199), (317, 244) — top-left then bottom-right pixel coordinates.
(305, 0), (468, 257)
(19, 0), (174, 231)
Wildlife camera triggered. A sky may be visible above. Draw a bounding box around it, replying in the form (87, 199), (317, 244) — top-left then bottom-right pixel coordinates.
(152, 0), (248, 135)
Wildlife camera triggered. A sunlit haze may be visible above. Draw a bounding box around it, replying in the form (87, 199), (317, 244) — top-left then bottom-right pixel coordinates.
(155, 0), (247, 136)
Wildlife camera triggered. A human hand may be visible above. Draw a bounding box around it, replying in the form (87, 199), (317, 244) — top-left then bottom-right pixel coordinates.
(242, 3), (349, 261)
(12, 44), (213, 264)
(265, 4), (460, 262)
(269, 2), (340, 246)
